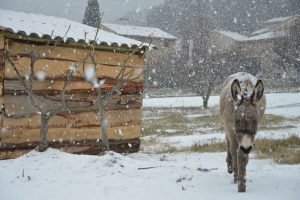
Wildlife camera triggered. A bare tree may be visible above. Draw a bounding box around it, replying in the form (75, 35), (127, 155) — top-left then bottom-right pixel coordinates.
(4, 26), (99, 152)
(6, 57), (74, 151)
(5, 39), (97, 151)
(82, 41), (148, 152)
(177, 14), (220, 109)
(5, 26), (68, 151)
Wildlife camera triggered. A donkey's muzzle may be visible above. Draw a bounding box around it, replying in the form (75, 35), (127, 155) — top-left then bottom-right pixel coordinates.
(240, 146), (252, 154)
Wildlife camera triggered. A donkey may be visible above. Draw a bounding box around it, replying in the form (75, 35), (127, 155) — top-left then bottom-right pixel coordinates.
(219, 72), (266, 192)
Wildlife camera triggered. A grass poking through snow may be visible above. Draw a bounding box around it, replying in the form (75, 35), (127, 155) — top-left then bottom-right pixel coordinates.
(260, 114), (298, 130)
(254, 136), (300, 164)
(142, 107), (221, 136)
(191, 142), (227, 153)
(190, 136), (300, 164)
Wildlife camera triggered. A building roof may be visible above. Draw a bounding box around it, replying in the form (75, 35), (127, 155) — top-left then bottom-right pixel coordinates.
(215, 30), (248, 41)
(102, 23), (177, 40)
(215, 30), (287, 42)
(264, 16), (294, 24)
(247, 31), (288, 41)
(251, 28), (269, 35)
(252, 15), (300, 36)
(0, 9), (150, 50)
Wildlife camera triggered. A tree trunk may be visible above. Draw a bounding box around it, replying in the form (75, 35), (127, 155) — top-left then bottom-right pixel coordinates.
(36, 113), (49, 152)
(202, 84), (213, 109)
(203, 97), (209, 109)
(97, 88), (110, 152)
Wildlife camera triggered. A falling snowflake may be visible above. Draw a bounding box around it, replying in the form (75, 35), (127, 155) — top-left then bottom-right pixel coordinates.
(35, 70), (46, 81)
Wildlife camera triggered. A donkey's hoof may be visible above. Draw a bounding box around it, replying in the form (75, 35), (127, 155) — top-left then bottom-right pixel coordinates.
(227, 165), (233, 174)
(238, 185), (246, 192)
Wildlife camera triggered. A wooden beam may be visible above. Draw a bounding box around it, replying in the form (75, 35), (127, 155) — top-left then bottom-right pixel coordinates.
(4, 79), (144, 95)
(0, 150), (31, 160)
(3, 109), (141, 129)
(3, 94), (142, 116)
(7, 41), (145, 68)
(1, 125), (141, 144)
(0, 138), (140, 159)
(5, 58), (144, 82)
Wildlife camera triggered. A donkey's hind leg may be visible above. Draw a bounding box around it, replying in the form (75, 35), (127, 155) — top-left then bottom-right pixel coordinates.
(226, 135), (233, 174)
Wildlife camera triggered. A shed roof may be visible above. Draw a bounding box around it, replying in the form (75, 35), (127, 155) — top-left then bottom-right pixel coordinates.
(0, 9), (149, 50)
(102, 23), (177, 40)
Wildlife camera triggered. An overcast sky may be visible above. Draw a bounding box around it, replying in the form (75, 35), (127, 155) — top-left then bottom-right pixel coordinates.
(0, 0), (164, 23)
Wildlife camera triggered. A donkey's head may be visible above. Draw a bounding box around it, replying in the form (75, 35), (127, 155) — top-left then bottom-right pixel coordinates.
(231, 79), (264, 154)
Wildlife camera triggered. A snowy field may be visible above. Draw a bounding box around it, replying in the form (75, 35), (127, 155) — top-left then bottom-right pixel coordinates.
(143, 92), (300, 117)
(1, 92), (300, 199)
(1, 149), (299, 200)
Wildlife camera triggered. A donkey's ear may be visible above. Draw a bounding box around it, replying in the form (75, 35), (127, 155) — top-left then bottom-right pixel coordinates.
(231, 79), (241, 102)
(251, 80), (264, 103)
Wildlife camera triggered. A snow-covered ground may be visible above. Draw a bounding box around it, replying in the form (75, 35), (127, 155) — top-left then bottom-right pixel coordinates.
(1, 92), (300, 199)
(1, 149), (299, 200)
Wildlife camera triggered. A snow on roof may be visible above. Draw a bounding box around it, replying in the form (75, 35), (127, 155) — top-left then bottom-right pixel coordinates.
(264, 16), (294, 23)
(247, 30), (288, 41)
(215, 30), (248, 41)
(216, 29), (287, 42)
(102, 23), (177, 40)
(0, 9), (150, 50)
(252, 15), (299, 35)
(251, 28), (269, 35)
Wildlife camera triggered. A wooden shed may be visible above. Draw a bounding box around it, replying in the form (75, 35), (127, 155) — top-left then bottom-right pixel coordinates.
(0, 9), (149, 159)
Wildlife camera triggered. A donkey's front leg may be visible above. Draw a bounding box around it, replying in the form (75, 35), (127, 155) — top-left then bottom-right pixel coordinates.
(230, 142), (239, 183)
(237, 150), (249, 192)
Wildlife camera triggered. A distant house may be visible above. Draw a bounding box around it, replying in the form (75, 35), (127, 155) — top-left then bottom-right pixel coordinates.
(102, 23), (177, 47)
(209, 30), (248, 53)
(102, 23), (177, 87)
(0, 9), (150, 159)
(209, 15), (300, 88)
(252, 15), (300, 36)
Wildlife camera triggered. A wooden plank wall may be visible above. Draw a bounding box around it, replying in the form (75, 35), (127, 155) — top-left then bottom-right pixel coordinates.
(0, 35), (4, 149)
(0, 40), (144, 159)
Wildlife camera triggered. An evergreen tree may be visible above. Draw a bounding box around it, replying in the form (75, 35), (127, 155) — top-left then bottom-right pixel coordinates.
(82, 0), (101, 28)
